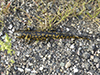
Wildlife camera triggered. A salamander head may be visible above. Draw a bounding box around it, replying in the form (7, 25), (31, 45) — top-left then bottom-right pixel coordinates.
(14, 31), (22, 38)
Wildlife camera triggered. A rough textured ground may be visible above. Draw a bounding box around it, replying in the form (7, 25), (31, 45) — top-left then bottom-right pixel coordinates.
(0, 0), (100, 75)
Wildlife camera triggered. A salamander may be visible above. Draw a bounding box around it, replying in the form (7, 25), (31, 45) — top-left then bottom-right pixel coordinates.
(14, 30), (90, 43)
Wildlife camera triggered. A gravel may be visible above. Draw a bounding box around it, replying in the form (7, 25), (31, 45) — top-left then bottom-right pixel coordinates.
(0, 0), (100, 75)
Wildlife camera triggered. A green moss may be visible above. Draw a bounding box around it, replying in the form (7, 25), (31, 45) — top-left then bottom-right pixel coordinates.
(0, 33), (15, 55)
(10, 59), (15, 63)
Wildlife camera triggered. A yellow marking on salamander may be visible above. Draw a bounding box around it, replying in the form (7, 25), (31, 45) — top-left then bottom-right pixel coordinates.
(14, 30), (90, 43)
(42, 33), (45, 36)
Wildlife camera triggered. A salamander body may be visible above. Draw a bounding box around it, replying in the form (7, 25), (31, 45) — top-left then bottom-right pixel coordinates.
(14, 30), (90, 42)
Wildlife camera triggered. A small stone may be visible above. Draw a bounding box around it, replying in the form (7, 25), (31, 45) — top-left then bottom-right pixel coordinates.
(69, 73), (75, 75)
(23, 58), (26, 61)
(18, 68), (24, 72)
(43, 57), (46, 62)
(31, 69), (37, 73)
(39, 43), (43, 48)
(47, 42), (51, 49)
(87, 70), (94, 75)
(17, 51), (20, 56)
(66, 28), (70, 31)
(73, 67), (78, 73)
(94, 73), (100, 75)
(90, 55), (94, 60)
(8, 24), (13, 29)
(65, 61), (71, 68)
(58, 39), (62, 46)
(79, 42), (82, 46)
(25, 55), (30, 57)
(48, 55), (51, 59)
(86, 4), (92, 10)
(76, 8), (80, 13)
(5, 61), (8, 65)
(28, 62), (33, 66)
(98, 26), (100, 31)
(12, 28), (15, 32)
(47, 42), (51, 47)
(70, 44), (75, 49)
(12, 38), (16, 42)
(97, 38), (100, 41)
(48, 2), (53, 7)
(1, 35), (6, 40)
(84, 62), (90, 70)
(96, 63), (100, 68)
(30, 73), (36, 75)
(14, 66), (18, 70)
(60, 62), (65, 67)
(8, 30), (13, 34)
(39, 66), (44, 70)
(25, 68), (31, 72)
(83, 52), (90, 59)
(0, 32), (3, 36)
(94, 57), (100, 63)
(26, 9), (29, 13)
(56, 69), (60, 73)
(89, 31), (93, 34)
(1, 72), (5, 75)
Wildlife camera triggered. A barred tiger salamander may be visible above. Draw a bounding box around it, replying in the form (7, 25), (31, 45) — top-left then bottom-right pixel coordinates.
(14, 30), (90, 43)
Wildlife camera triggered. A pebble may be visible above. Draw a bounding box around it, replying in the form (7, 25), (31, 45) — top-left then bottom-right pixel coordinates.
(47, 42), (51, 49)
(97, 38), (100, 41)
(98, 26), (100, 31)
(66, 28), (70, 31)
(39, 66), (44, 71)
(18, 68), (24, 72)
(8, 24), (13, 29)
(96, 63), (100, 68)
(94, 57), (100, 63)
(83, 52), (90, 59)
(60, 62), (65, 67)
(14, 66), (18, 71)
(1, 35), (6, 40)
(30, 73), (36, 75)
(51, 8), (56, 14)
(22, 58), (26, 62)
(48, 2), (53, 7)
(87, 71), (93, 75)
(26, 9), (29, 13)
(9, 30), (14, 34)
(0, 31), (3, 36)
(79, 42), (82, 46)
(17, 51), (20, 56)
(90, 55), (94, 60)
(84, 62), (90, 70)
(70, 44), (75, 49)
(65, 61), (71, 68)
(76, 8), (80, 13)
(31, 69), (37, 73)
(5, 61), (8, 65)
(58, 39), (62, 46)
(73, 67), (78, 73)
(25, 68), (31, 72)
(25, 55), (30, 57)
(69, 73), (75, 75)
(48, 55), (51, 59)
(28, 62), (33, 66)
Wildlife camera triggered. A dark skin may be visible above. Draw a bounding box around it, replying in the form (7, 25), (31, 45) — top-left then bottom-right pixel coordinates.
(14, 29), (90, 44)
